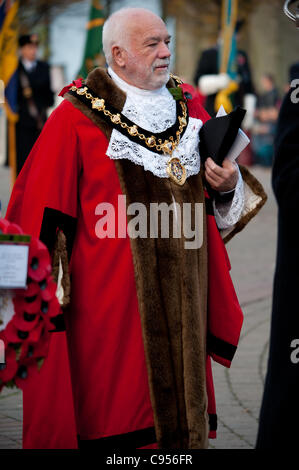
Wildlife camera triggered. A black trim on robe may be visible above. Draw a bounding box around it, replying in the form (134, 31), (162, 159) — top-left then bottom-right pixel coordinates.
(48, 314), (66, 333)
(208, 413), (217, 432)
(77, 426), (157, 449)
(207, 331), (237, 362)
(40, 207), (77, 260)
(40, 208), (77, 333)
(205, 198), (214, 216)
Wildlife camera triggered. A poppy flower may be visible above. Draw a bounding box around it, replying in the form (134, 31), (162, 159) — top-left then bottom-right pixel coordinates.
(14, 358), (40, 390)
(23, 280), (40, 298)
(40, 297), (61, 330)
(13, 310), (40, 332)
(0, 346), (18, 383)
(58, 78), (83, 97)
(0, 218), (23, 234)
(0, 220), (61, 392)
(5, 318), (44, 345)
(39, 275), (57, 302)
(27, 238), (51, 282)
(4, 223), (24, 235)
(0, 218), (10, 233)
(0, 218), (24, 236)
(13, 292), (41, 316)
(19, 328), (50, 361)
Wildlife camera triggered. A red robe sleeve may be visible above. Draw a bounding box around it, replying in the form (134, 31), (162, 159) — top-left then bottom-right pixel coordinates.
(5, 100), (81, 449)
(7, 100), (81, 237)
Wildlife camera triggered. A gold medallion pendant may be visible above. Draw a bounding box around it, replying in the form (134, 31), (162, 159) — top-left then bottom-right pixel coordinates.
(166, 157), (187, 186)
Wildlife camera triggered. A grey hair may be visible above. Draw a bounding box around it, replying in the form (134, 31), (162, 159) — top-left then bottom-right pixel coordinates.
(102, 7), (161, 66)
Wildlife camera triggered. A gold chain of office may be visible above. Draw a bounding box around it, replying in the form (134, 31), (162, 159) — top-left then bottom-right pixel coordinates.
(69, 75), (188, 156)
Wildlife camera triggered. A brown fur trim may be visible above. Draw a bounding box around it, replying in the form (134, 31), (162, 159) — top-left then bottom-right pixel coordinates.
(222, 165), (268, 244)
(85, 67), (177, 108)
(64, 93), (113, 141)
(85, 67), (127, 111)
(52, 231), (71, 308)
(114, 160), (208, 449)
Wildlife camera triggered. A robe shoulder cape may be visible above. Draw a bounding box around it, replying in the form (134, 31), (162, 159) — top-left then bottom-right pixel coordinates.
(5, 68), (263, 449)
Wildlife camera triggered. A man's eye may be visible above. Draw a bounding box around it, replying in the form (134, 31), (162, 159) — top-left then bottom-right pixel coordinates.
(148, 43), (157, 47)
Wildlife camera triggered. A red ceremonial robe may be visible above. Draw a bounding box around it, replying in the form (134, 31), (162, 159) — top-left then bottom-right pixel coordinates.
(5, 78), (243, 449)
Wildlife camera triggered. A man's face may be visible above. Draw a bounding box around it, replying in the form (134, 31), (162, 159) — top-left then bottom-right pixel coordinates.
(20, 43), (38, 62)
(115, 15), (171, 90)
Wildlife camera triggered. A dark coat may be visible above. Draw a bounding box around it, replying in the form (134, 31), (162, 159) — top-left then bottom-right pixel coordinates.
(256, 88), (299, 447)
(16, 60), (54, 174)
(193, 46), (254, 116)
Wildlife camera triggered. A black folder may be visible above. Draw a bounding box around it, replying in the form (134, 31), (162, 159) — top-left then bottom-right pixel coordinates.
(199, 106), (246, 166)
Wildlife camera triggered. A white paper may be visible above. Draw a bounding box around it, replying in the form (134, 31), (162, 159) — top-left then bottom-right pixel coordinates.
(216, 106), (250, 162)
(0, 244), (29, 289)
(216, 105), (227, 118)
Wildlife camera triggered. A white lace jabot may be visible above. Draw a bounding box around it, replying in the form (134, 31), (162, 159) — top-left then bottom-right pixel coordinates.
(106, 67), (244, 229)
(106, 66), (202, 180)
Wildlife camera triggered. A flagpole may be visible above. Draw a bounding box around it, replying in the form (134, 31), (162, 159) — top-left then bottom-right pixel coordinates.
(215, 0), (239, 113)
(220, 0), (238, 74)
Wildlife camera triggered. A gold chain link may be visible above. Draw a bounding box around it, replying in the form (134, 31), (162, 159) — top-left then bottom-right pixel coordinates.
(70, 84), (187, 155)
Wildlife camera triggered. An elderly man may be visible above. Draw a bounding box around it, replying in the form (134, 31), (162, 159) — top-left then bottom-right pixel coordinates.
(6, 8), (265, 449)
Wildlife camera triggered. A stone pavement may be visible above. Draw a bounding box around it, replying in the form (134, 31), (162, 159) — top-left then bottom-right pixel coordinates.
(0, 164), (277, 449)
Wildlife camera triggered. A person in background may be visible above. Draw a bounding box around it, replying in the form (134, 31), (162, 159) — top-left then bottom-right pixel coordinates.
(193, 20), (256, 166)
(256, 68), (299, 451)
(193, 20), (255, 120)
(16, 34), (54, 175)
(251, 74), (280, 167)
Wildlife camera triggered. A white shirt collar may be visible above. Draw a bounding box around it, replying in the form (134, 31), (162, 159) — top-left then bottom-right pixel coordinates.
(22, 59), (37, 72)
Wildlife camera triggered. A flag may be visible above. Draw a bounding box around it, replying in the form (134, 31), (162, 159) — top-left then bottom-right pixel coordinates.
(77, 0), (106, 79)
(215, 0), (239, 113)
(0, 0), (19, 184)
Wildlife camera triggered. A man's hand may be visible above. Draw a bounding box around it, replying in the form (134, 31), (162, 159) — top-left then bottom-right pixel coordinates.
(204, 157), (238, 193)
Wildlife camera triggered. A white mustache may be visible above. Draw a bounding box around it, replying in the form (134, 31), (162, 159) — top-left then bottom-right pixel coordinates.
(153, 60), (170, 68)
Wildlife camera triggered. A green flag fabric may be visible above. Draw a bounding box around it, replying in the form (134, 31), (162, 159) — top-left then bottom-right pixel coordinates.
(77, 0), (106, 79)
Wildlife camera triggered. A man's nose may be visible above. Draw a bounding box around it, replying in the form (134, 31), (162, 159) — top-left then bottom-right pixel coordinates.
(158, 42), (171, 59)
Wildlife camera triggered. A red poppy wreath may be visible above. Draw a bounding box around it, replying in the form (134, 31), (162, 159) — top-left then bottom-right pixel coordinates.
(0, 218), (61, 392)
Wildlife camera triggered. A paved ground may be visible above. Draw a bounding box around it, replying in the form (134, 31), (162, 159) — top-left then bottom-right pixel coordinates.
(0, 164), (277, 449)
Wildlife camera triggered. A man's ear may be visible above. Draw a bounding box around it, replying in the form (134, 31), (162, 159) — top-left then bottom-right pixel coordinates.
(112, 46), (126, 67)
